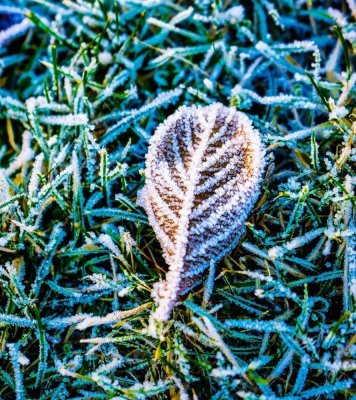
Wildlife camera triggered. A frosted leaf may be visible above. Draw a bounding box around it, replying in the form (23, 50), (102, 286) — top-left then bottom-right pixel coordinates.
(139, 103), (265, 321)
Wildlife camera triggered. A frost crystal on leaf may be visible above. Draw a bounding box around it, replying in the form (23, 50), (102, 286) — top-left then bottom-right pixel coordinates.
(139, 103), (265, 322)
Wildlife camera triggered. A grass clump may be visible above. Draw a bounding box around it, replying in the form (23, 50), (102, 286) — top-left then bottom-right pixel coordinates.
(0, 0), (355, 399)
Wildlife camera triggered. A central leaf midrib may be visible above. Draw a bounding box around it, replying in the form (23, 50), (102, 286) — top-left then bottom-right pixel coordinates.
(175, 115), (214, 268)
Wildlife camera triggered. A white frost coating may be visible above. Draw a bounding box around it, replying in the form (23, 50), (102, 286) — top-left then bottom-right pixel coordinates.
(76, 304), (149, 330)
(218, 6), (245, 24)
(98, 234), (128, 266)
(231, 85), (320, 109)
(0, 169), (10, 207)
(327, 7), (347, 27)
(39, 113), (88, 126)
(338, 73), (356, 107)
(268, 228), (325, 259)
(140, 103), (265, 323)
(28, 153), (44, 198)
(5, 130), (34, 177)
(98, 51), (113, 65)
(0, 17), (31, 47)
(346, 0), (356, 13)
(329, 98), (348, 120)
(329, 106), (348, 120)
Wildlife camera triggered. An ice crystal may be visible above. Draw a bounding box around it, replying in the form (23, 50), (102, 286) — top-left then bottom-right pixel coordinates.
(139, 103), (265, 322)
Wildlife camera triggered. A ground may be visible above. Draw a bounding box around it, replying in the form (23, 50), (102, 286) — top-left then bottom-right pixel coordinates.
(0, 0), (355, 399)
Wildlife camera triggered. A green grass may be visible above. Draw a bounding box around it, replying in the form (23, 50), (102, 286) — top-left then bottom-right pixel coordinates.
(0, 0), (355, 399)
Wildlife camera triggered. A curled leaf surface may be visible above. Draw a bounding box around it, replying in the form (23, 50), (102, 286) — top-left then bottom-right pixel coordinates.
(139, 103), (265, 321)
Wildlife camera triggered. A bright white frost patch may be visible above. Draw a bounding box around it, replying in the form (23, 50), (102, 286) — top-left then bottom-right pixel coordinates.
(139, 103), (265, 323)
(0, 170), (10, 206)
(0, 8), (32, 47)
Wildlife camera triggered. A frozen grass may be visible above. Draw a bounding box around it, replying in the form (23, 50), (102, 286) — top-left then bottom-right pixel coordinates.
(0, 0), (355, 399)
